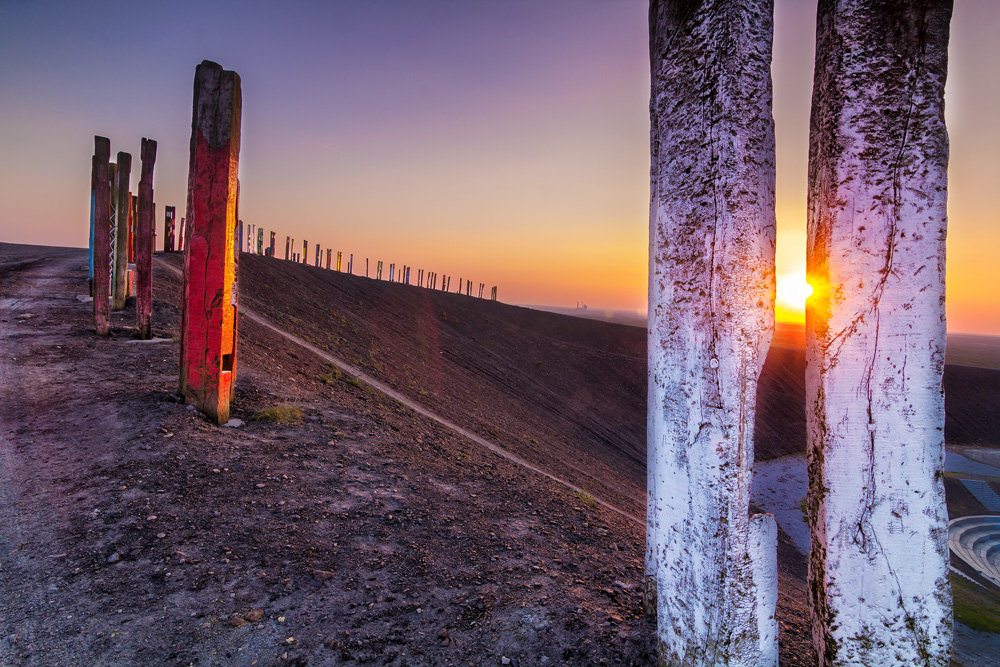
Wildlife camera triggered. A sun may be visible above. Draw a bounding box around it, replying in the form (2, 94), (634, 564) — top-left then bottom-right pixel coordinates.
(775, 272), (814, 323)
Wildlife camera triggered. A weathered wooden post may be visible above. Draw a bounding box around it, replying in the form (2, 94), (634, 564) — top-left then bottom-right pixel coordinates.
(136, 138), (156, 339)
(366, 258), (369, 277)
(178, 217), (186, 252)
(112, 153), (132, 310)
(238, 220), (244, 252)
(315, 244), (321, 266)
(269, 231), (275, 256)
(257, 228), (263, 254)
(337, 251), (342, 272)
(164, 206), (176, 252)
(107, 162), (118, 299)
(285, 236), (290, 260)
(806, 2), (953, 665)
(126, 194), (136, 297)
(377, 260), (383, 280)
(491, 286), (497, 301)
(348, 253), (353, 274)
(302, 239), (307, 263)
(325, 248), (331, 269)
(178, 60), (242, 425)
(648, 1), (778, 664)
(92, 137), (112, 335)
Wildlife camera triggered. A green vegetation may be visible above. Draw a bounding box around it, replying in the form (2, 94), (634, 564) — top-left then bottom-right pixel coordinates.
(951, 574), (1000, 633)
(255, 404), (304, 424)
(346, 376), (364, 389)
(576, 485), (597, 508)
(319, 369), (341, 384)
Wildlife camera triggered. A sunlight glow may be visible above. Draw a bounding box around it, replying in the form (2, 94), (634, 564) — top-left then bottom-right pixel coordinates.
(775, 272), (813, 323)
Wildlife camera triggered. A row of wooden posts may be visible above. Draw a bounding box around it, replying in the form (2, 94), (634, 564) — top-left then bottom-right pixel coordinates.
(236, 220), (498, 301)
(88, 137), (157, 339)
(90, 61), (499, 426)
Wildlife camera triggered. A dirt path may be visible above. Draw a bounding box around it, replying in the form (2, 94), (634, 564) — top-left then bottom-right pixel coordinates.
(154, 259), (641, 529)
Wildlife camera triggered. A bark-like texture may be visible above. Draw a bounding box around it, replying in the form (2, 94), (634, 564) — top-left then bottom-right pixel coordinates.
(136, 138), (156, 340)
(647, 1), (777, 665)
(178, 60), (242, 424)
(91, 137), (111, 336)
(806, 1), (953, 665)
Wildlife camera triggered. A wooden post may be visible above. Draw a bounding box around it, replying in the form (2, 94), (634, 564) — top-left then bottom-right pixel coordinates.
(302, 239), (307, 263)
(238, 220), (244, 252)
(164, 206), (176, 252)
(92, 137), (111, 335)
(326, 248), (332, 269)
(377, 260), (382, 280)
(178, 217), (185, 251)
(126, 194), (136, 297)
(315, 244), (321, 266)
(269, 231), (275, 256)
(112, 153), (131, 310)
(348, 254), (352, 274)
(136, 138), (156, 340)
(257, 228), (264, 254)
(806, 2), (953, 663)
(285, 236), (290, 260)
(337, 251), (342, 272)
(178, 60), (242, 425)
(648, 2), (777, 662)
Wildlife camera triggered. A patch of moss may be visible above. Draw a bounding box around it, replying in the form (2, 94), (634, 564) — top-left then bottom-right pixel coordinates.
(255, 405), (304, 425)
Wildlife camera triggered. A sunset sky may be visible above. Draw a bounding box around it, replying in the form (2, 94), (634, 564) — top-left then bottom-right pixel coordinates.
(1, 0), (997, 333)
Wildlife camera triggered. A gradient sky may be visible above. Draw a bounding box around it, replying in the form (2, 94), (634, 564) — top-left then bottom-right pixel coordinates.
(1, 0), (997, 333)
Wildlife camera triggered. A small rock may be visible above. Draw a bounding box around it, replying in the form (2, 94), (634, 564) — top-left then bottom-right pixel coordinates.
(227, 616), (247, 627)
(147, 515), (157, 521)
(107, 553), (120, 564)
(244, 608), (264, 622)
(255, 483), (266, 489)
(156, 533), (166, 539)
(501, 657), (511, 665)
(223, 418), (244, 428)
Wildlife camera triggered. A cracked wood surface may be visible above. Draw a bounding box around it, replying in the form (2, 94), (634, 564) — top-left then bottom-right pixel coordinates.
(806, 1), (953, 665)
(647, 1), (777, 664)
(178, 61), (242, 424)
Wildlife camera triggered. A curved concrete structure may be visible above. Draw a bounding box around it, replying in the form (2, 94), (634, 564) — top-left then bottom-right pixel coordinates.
(949, 516), (1000, 587)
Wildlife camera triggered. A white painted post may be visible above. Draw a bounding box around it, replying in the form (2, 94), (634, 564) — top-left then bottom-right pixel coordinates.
(805, 2), (953, 665)
(648, 1), (777, 664)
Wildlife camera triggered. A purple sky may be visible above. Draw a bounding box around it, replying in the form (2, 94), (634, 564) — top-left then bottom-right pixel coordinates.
(1, 0), (997, 332)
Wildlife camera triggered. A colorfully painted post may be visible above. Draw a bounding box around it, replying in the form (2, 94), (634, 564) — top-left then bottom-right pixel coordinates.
(164, 206), (176, 252)
(238, 220), (244, 252)
(269, 231), (275, 256)
(126, 194), (135, 297)
(337, 251), (342, 272)
(257, 228), (263, 254)
(178, 217), (185, 252)
(302, 239), (307, 263)
(178, 60), (242, 425)
(325, 248), (332, 269)
(377, 261), (382, 280)
(315, 244), (321, 267)
(112, 152), (132, 311)
(107, 162), (118, 299)
(136, 138), (156, 339)
(92, 136), (111, 335)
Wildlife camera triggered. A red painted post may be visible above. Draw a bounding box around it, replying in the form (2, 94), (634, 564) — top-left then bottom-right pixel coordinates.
(126, 194), (136, 297)
(164, 206), (176, 252)
(178, 61), (242, 424)
(92, 136), (111, 336)
(136, 138), (156, 339)
(178, 217), (185, 252)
